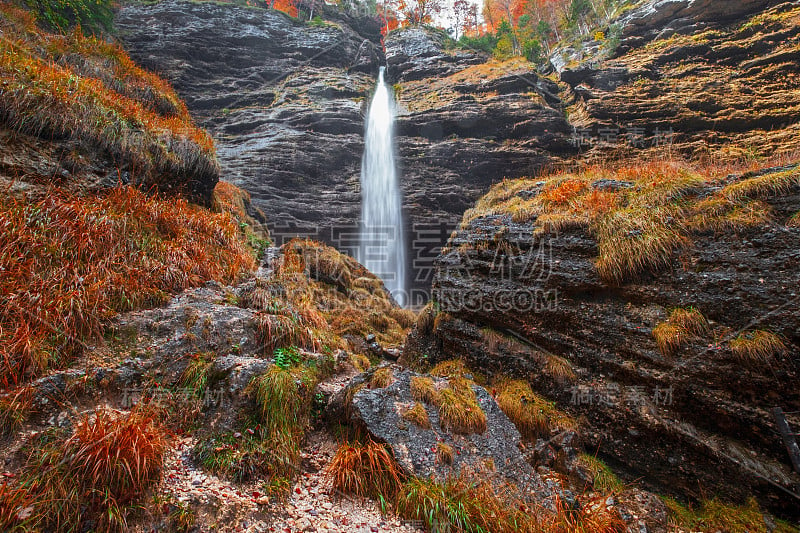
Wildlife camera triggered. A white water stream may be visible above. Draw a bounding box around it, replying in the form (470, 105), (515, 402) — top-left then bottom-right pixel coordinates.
(358, 66), (406, 306)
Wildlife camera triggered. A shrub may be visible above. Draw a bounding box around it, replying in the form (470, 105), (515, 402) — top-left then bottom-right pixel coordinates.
(458, 32), (498, 54)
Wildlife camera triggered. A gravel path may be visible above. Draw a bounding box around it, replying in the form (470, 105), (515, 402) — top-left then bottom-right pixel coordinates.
(148, 365), (424, 533)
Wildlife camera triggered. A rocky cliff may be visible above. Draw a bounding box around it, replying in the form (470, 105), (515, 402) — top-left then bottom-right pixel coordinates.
(557, 1), (800, 161)
(116, 3), (574, 302)
(403, 0), (800, 520)
(406, 158), (800, 519)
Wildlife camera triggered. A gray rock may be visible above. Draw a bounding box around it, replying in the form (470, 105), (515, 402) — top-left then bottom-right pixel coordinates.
(331, 366), (555, 500)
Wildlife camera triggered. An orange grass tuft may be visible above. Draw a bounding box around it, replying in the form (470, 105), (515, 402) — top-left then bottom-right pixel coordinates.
(7, 407), (168, 531)
(326, 440), (405, 499)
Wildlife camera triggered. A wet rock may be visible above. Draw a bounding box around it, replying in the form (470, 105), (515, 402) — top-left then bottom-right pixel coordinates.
(409, 167), (800, 517)
(330, 366), (554, 500)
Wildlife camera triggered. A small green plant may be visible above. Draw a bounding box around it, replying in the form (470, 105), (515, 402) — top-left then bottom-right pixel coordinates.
(273, 345), (301, 369)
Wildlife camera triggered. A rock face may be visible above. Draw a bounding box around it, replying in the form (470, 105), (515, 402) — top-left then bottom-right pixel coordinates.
(386, 29), (575, 301)
(407, 165), (800, 519)
(558, 2), (800, 161)
(617, 0), (786, 43)
(116, 0), (378, 239)
(117, 6), (574, 302)
(330, 365), (545, 493)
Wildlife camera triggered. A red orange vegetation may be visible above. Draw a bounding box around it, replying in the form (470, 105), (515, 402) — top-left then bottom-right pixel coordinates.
(326, 439), (406, 499)
(467, 158), (798, 283)
(0, 186), (256, 386)
(2, 407), (167, 531)
(0, 4), (217, 194)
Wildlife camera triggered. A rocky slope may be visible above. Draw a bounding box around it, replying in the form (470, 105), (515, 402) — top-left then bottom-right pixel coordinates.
(557, 1), (800, 161)
(0, 3), (219, 202)
(406, 160), (800, 519)
(116, 3), (574, 301)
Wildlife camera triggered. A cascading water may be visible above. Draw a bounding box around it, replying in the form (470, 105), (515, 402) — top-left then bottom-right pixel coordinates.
(359, 66), (406, 307)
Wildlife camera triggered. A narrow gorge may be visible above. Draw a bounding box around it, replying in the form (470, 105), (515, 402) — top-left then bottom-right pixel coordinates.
(0, 0), (798, 531)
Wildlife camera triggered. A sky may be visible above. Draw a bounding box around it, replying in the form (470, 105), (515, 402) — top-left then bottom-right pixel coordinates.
(436, 0), (484, 32)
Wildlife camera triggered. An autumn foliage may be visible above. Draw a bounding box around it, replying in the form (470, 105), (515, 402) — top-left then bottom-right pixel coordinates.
(0, 3), (218, 197)
(0, 186), (256, 386)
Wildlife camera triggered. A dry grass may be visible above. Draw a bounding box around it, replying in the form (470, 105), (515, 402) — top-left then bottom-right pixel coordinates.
(0, 385), (34, 435)
(326, 440), (406, 499)
(415, 301), (438, 336)
(544, 354), (577, 384)
(594, 204), (691, 283)
(465, 160), (795, 283)
(401, 402), (431, 429)
(246, 239), (410, 352)
(436, 442), (454, 465)
(429, 359), (469, 378)
(0, 4), (218, 195)
(664, 496), (797, 533)
(729, 330), (786, 365)
(0, 481), (33, 531)
(722, 166), (800, 201)
(396, 475), (532, 533)
(494, 379), (576, 439)
(438, 379), (487, 435)
(396, 474), (626, 533)
(686, 197), (772, 232)
(788, 210), (800, 227)
(5, 407), (167, 531)
(410, 376), (440, 405)
(578, 454), (624, 493)
(0, 186), (255, 386)
(652, 307), (709, 356)
(370, 367), (395, 389)
(349, 353), (372, 372)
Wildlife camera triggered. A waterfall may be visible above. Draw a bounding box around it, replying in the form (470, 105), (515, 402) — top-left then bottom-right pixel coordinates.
(359, 66), (406, 307)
